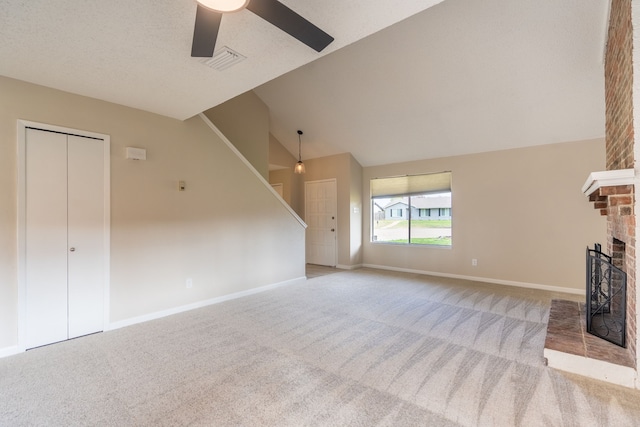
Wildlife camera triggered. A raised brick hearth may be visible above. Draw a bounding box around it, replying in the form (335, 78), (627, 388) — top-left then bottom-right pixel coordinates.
(544, 299), (636, 387)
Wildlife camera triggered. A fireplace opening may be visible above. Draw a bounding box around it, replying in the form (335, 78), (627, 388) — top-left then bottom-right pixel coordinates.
(586, 243), (627, 347)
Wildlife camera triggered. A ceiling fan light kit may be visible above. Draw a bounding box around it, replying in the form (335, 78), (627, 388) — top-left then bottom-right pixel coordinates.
(197, 0), (250, 13)
(191, 0), (334, 57)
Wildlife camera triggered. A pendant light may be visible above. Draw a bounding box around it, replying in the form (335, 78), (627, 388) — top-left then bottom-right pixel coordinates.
(294, 130), (306, 174)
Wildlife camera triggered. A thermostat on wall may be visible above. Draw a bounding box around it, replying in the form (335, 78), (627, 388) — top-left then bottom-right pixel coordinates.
(126, 147), (146, 160)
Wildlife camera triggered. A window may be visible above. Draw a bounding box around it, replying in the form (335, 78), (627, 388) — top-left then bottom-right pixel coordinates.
(371, 172), (452, 246)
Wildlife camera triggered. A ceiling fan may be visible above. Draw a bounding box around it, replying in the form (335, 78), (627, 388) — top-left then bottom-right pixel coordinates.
(191, 0), (335, 57)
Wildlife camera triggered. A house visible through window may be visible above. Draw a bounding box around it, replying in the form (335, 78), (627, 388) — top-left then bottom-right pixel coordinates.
(370, 172), (452, 246)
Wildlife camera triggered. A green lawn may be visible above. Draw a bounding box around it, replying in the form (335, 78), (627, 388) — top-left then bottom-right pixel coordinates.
(412, 237), (451, 245)
(410, 219), (451, 228)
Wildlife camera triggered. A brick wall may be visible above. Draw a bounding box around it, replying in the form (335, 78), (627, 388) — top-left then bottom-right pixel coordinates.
(604, 0), (636, 362)
(606, 0), (634, 170)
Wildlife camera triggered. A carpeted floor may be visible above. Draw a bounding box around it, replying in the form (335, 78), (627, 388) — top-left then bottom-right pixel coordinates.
(1, 268), (640, 426)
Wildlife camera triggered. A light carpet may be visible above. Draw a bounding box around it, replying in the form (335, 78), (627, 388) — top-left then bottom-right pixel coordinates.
(1, 268), (640, 426)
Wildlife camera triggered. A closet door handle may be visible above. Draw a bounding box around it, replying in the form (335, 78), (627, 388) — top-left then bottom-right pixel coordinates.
(70, 247), (76, 252)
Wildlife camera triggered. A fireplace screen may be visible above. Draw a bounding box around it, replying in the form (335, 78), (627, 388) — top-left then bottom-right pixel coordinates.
(586, 244), (627, 347)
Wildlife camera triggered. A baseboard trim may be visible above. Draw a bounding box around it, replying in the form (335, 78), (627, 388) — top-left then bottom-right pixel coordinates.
(336, 264), (363, 270)
(0, 345), (20, 359)
(107, 276), (306, 331)
(361, 264), (584, 296)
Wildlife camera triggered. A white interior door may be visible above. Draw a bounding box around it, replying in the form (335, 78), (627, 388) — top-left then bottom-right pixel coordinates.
(24, 128), (106, 349)
(305, 179), (337, 266)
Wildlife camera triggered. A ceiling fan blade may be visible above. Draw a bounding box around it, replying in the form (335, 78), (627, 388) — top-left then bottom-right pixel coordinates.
(191, 4), (223, 57)
(246, 0), (334, 52)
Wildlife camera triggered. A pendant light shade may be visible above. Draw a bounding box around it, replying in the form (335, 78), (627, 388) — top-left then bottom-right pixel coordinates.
(294, 161), (306, 174)
(294, 130), (305, 174)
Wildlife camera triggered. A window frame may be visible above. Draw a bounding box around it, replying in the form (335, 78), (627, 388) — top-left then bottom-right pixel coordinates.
(370, 172), (452, 247)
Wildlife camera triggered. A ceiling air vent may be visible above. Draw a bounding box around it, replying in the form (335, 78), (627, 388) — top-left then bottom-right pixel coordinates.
(199, 47), (246, 71)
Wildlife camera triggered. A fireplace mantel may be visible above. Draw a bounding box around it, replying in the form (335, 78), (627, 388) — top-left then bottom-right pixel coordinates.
(582, 169), (635, 196)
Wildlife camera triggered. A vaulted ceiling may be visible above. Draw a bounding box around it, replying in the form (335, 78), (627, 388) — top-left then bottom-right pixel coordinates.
(0, 0), (609, 166)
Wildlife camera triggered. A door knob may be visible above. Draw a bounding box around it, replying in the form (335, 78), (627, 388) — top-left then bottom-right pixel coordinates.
(331, 229), (335, 232)
(70, 247), (76, 252)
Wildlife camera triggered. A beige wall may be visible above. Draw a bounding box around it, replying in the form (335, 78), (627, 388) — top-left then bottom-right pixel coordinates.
(204, 91), (270, 180)
(268, 133), (304, 216)
(302, 153), (363, 268)
(363, 139), (607, 292)
(269, 133), (296, 168)
(269, 168), (304, 216)
(0, 76), (305, 351)
(350, 155), (363, 266)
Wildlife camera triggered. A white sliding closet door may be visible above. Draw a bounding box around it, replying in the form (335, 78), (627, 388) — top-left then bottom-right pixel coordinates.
(25, 130), (69, 347)
(25, 128), (106, 349)
(67, 135), (105, 339)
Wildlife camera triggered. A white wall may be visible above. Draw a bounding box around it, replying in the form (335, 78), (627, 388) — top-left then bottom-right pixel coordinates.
(0, 76), (305, 352)
(363, 139), (607, 293)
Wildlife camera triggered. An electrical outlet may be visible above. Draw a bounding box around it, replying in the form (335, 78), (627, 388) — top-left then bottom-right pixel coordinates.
(186, 278), (193, 289)
(472, 259), (478, 267)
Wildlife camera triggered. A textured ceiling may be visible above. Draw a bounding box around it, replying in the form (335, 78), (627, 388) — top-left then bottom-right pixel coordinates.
(0, 0), (442, 120)
(256, 0), (610, 166)
(0, 0), (610, 167)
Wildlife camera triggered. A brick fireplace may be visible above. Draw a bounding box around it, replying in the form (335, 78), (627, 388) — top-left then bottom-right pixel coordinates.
(543, 170), (637, 387)
(584, 172), (635, 356)
(601, 0), (636, 370)
(543, 0), (639, 388)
